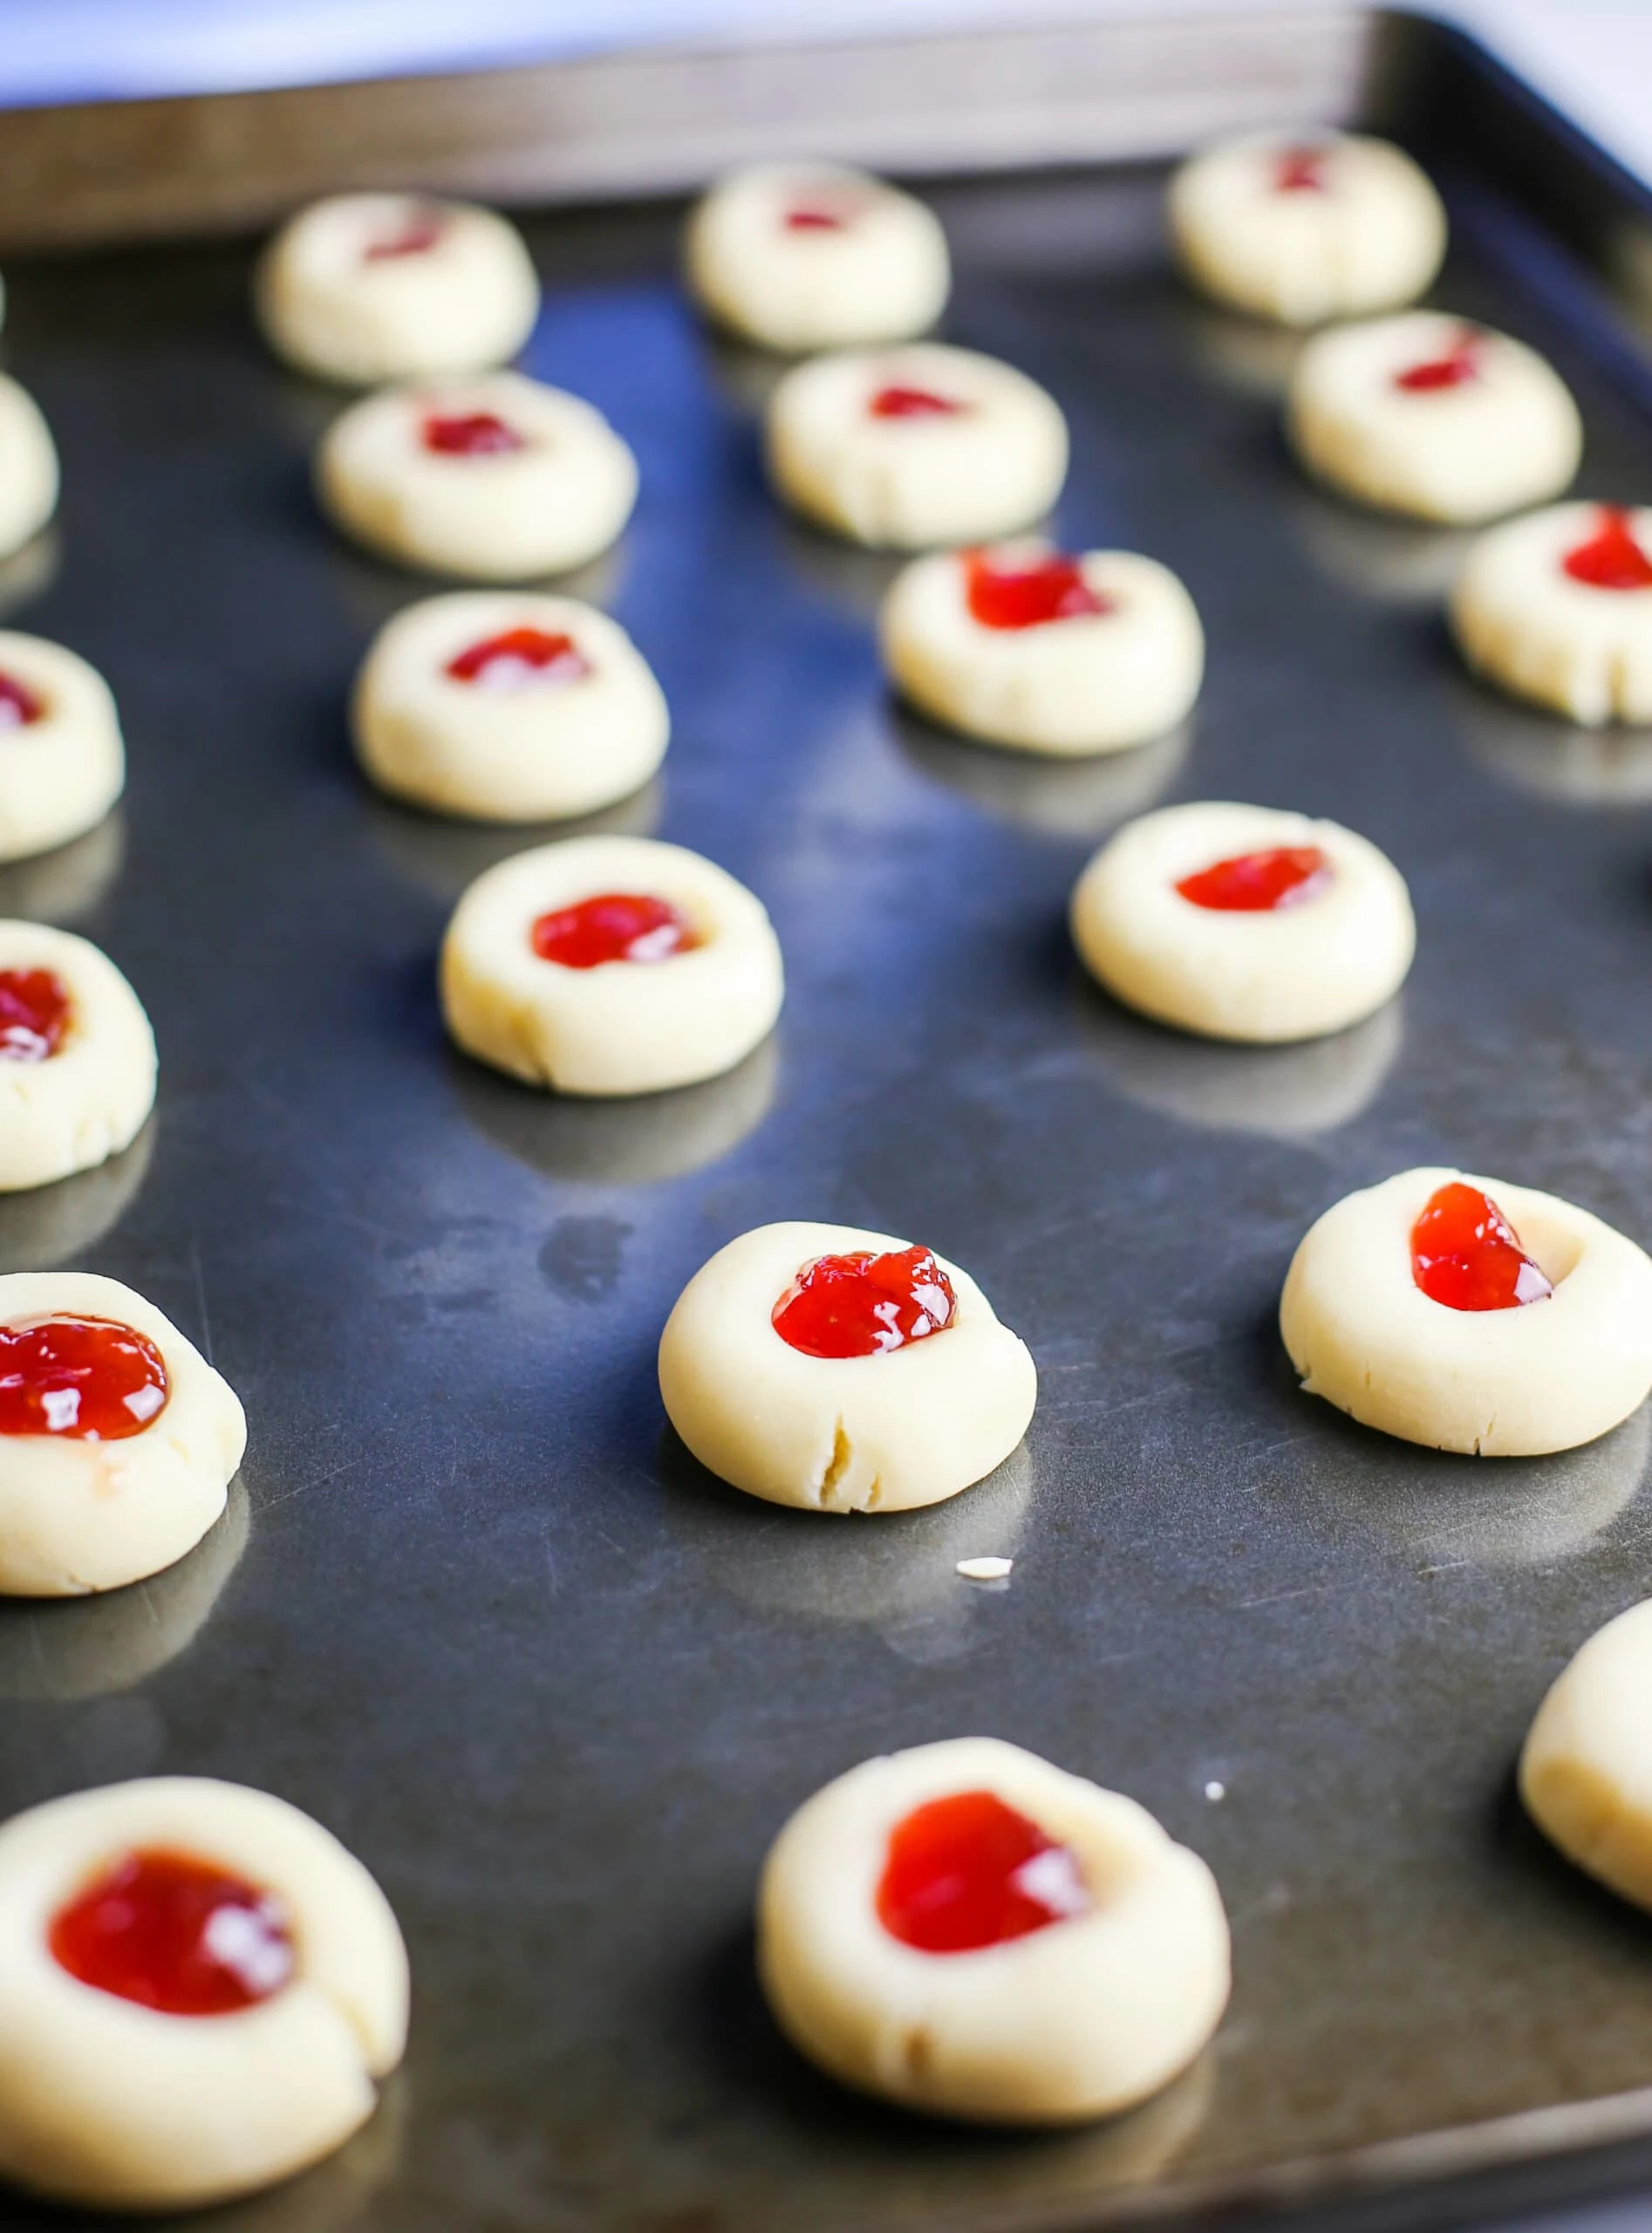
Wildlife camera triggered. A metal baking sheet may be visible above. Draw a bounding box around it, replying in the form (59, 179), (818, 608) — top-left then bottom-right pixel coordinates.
(6, 13), (1652, 2230)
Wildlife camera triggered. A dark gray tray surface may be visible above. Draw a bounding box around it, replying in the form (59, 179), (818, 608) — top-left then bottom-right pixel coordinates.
(3, 160), (1652, 2233)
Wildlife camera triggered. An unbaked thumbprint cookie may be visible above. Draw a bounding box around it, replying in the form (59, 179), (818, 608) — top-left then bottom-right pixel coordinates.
(765, 344), (1068, 549)
(0, 633), (123, 860)
(879, 541), (1204, 755)
(658, 1221), (1036, 1513)
(317, 371), (638, 580)
(352, 591), (669, 822)
(0, 1271), (243, 1596)
(440, 835), (783, 1096)
(0, 376), (58, 564)
(0, 923), (155, 1192)
(1287, 311), (1581, 522)
(1168, 129), (1446, 327)
(256, 190), (540, 386)
(1280, 1168), (1652, 1455)
(1069, 802), (1415, 1042)
(1521, 1599), (1652, 1913)
(1451, 502), (1652, 726)
(686, 162), (951, 354)
(758, 1737), (1229, 2121)
(0, 1777), (406, 2210)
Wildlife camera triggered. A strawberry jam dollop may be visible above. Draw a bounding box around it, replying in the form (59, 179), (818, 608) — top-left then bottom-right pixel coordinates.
(1176, 845), (1332, 912)
(50, 1849), (294, 2016)
(1562, 507), (1652, 591)
(421, 411), (527, 458)
(965, 550), (1112, 630)
(772, 1244), (955, 1359)
(1394, 329), (1483, 393)
(1274, 146), (1331, 194)
(446, 626), (592, 689)
(877, 1790), (1090, 1954)
(0, 1315), (168, 1440)
(785, 204), (850, 232)
(1411, 1181), (1553, 1312)
(364, 206), (447, 262)
(531, 892), (696, 970)
(869, 386), (966, 420)
(0, 673), (44, 731)
(0, 968), (69, 1062)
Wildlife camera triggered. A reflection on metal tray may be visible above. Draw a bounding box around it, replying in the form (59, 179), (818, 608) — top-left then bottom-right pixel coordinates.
(6, 10), (1652, 2231)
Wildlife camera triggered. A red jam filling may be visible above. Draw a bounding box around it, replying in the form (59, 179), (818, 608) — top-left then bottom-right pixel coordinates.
(420, 411), (528, 458)
(531, 892), (696, 970)
(0, 672), (44, 731)
(1411, 1182), (1553, 1312)
(869, 386), (966, 420)
(771, 1245), (955, 1359)
(1562, 507), (1652, 591)
(0, 968), (69, 1062)
(1176, 845), (1332, 912)
(0, 1315), (169, 1440)
(877, 1790), (1091, 1954)
(1394, 329), (1483, 393)
(50, 1849), (294, 2016)
(1274, 146), (1331, 194)
(784, 205), (850, 232)
(964, 550), (1112, 630)
(364, 207), (447, 262)
(445, 626), (592, 689)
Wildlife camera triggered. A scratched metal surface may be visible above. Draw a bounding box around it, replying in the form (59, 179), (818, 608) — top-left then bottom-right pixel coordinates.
(7, 107), (1652, 2233)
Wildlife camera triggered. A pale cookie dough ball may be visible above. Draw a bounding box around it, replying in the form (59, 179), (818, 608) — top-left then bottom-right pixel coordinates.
(1280, 1166), (1652, 1456)
(686, 162), (950, 354)
(0, 922), (155, 1192)
(1451, 502), (1652, 726)
(1287, 312), (1581, 523)
(256, 191), (539, 387)
(766, 344), (1068, 550)
(0, 634), (123, 861)
(0, 1270), (244, 1595)
(1070, 801), (1414, 1043)
(316, 371), (638, 580)
(0, 376), (58, 564)
(658, 1220), (1035, 1513)
(1521, 1599), (1652, 1910)
(0, 1776), (406, 2209)
(759, 1736), (1229, 2123)
(440, 834), (782, 1096)
(1169, 129), (1446, 327)
(879, 541), (1204, 756)
(352, 591), (668, 822)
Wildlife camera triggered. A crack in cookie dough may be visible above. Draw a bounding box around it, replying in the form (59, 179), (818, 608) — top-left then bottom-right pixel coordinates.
(256, 193), (540, 387)
(686, 163), (950, 354)
(659, 1221), (1035, 1513)
(758, 1737), (1230, 2122)
(1280, 1166), (1652, 1455)
(1169, 129), (1446, 327)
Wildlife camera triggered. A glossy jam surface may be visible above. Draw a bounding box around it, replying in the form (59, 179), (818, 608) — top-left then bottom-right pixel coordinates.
(868, 385), (965, 421)
(364, 207), (447, 262)
(964, 551), (1112, 631)
(784, 204), (850, 232)
(1562, 507), (1652, 591)
(0, 672), (44, 731)
(50, 1849), (294, 2016)
(445, 626), (592, 689)
(0, 969), (69, 1062)
(877, 1790), (1090, 1954)
(1273, 146), (1330, 194)
(1176, 845), (1332, 912)
(771, 1245), (955, 1360)
(1394, 329), (1482, 393)
(531, 892), (696, 970)
(420, 411), (528, 458)
(1411, 1182), (1553, 1312)
(0, 1316), (168, 1440)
